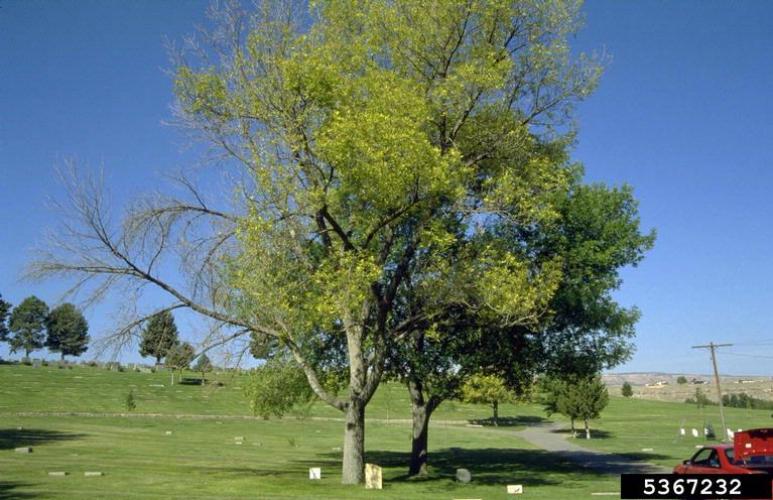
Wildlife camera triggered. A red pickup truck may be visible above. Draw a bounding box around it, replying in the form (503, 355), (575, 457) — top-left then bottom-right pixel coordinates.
(674, 428), (773, 475)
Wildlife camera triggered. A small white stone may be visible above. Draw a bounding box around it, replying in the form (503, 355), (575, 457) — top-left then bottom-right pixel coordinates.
(15, 447), (32, 453)
(84, 472), (103, 477)
(309, 467), (321, 480)
(165, 431), (173, 435)
(48, 472), (67, 477)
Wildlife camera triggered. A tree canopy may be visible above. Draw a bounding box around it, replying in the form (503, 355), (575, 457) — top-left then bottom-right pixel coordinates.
(139, 311), (180, 364)
(46, 303), (89, 359)
(28, 0), (654, 485)
(0, 294), (11, 344)
(8, 296), (49, 358)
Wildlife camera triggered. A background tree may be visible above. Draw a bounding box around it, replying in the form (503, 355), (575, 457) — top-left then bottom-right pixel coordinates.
(193, 353), (213, 384)
(390, 177), (653, 475)
(29, 0), (611, 484)
(8, 296), (49, 358)
(677, 376), (688, 385)
(244, 359), (314, 419)
(46, 303), (89, 360)
(166, 341), (194, 384)
(139, 311), (179, 365)
(544, 375), (608, 439)
(621, 381), (633, 397)
(0, 294), (11, 348)
(461, 374), (514, 426)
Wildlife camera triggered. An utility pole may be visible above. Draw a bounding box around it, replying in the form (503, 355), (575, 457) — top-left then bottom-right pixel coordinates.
(692, 342), (732, 441)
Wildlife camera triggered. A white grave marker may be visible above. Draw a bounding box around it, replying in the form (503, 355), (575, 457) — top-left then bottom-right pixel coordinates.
(679, 428), (685, 436)
(727, 429), (734, 439)
(691, 428), (699, 438)
(365, 463), (383, 490)
(507, 484), (524, 494)
(309, 467), (321, 480)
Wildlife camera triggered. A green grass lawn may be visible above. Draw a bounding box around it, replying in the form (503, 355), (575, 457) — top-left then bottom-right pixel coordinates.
(2, 363), (771, 498)
(0, 363), (616, 498)
(554, 396), (773, 468)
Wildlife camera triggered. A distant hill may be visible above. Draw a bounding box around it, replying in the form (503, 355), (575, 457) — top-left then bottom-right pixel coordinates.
(602, 372), (773, 403)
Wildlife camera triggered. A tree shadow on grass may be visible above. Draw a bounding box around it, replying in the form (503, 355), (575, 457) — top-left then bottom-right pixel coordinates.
(551, 428), (614, 439)
(289, 447), (606, 487)
(0, 429), (86, 450)
(0, 481), (36, 499)
(468, 415), (548, 427)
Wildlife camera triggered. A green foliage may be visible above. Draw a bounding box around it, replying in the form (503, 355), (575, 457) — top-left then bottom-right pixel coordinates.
(244, 359), (314, 419)
(139, 311), (179, 364)
(540, 375), (609, 428)
(621, 382), (633, 398)
(461, 374), (515, 424)
(0, 293), (11, 343)
(721, 392), (773, 410)
(193, 354), (213, 375)
(166, 342), (195, 372)
(8, 296), (49, 357)
(46, 303), (89, 359)
(685, 388), (713, 409)
(125, 389), (136, 412)
(676, 376), (688, 385)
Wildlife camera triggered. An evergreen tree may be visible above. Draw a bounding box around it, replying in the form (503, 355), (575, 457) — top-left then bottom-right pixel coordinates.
(621, 381), (633, 397)
(139, 310), (179, 364)
(46, 303), (89, 360)
(8, 296), (49, 358)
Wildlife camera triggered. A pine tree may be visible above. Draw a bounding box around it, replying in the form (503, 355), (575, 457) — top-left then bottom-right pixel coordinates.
(8, 296), (49, 358)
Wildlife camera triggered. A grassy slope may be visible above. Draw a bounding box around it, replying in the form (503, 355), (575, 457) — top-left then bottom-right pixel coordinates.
(1, 364), (614, 499)
(2, 364), (771, 498)
(563, 396), (773, 468)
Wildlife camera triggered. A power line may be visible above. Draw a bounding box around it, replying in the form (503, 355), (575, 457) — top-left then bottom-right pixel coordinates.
(692, 342), (732, 441)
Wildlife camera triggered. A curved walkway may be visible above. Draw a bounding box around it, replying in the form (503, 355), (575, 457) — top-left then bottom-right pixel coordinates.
(515, 421), (670, 475)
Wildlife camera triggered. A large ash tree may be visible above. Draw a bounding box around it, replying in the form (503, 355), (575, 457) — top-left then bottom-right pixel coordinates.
(31, 0), (606, 484)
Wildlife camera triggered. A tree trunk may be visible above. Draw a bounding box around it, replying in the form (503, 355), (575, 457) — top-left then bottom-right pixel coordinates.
(341, 398), (365, 484)
(584, 418), (590, 439)
(407, 380), (438, 477)
(570, 417), (576, 438)
(493, 400), (499, 426)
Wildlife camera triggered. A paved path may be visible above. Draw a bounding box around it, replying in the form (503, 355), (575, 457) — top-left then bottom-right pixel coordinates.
(516, 421), (670, 475)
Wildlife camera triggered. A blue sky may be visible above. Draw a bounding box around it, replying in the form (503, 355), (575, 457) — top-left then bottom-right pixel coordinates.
(2, 1), (773, 375)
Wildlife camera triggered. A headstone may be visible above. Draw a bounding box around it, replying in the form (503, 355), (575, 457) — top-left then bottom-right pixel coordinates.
(84, 472), (103, 477)
(727, 429), (734, 439)
(691, 428), (699, 438)
(365, 463), (383, 490)
(695, 444), (703, 449)
(679, 428), (685, 436)
(165, 431), (173, 435)
(48, 472), (67, 476)
(507, 484), (524, 494)
(704, 427), (709, 436)
(15, 447), (32, 453)
(309, 467), (321, 480)
(234, 436), (244, 441)
(455, 468), (472, 483)
(16, 426), (23, 431)
(641, 448), (654, 452)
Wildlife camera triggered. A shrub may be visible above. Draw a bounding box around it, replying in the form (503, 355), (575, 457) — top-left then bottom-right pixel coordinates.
(621, 382), (633, 397)
(676, 376), (688, 385)
(125, 390), (136, 412)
